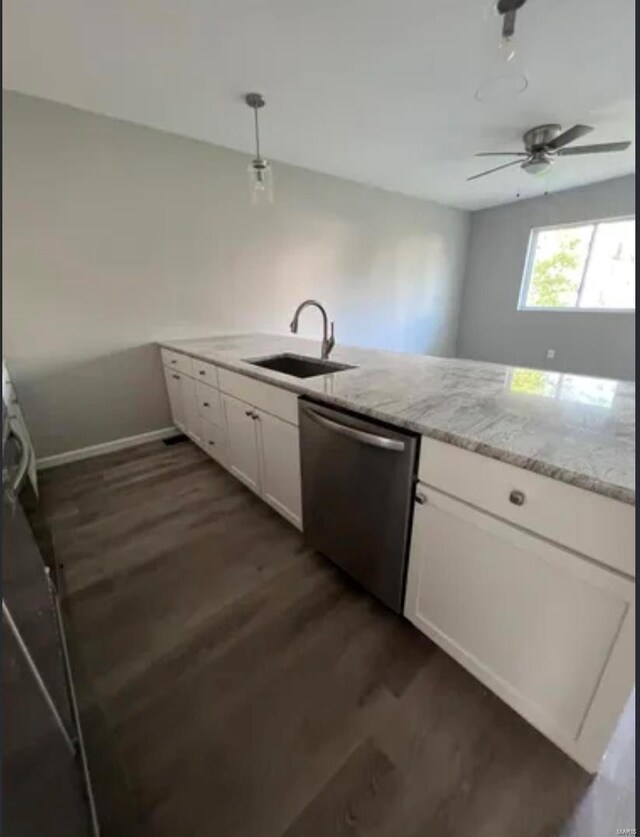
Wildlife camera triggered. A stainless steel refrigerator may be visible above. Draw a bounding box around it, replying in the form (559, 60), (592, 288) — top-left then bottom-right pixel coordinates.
(2, 398), (100, 836)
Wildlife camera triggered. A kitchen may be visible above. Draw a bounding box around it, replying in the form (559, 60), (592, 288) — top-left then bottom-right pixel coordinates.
(2, 1), (635, 836)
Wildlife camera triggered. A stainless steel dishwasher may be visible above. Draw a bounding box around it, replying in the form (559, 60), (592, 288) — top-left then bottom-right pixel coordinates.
(298, 398), (419, 613)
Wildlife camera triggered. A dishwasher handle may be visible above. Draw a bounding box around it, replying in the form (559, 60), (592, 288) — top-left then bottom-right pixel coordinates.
(301, 403), (405, 452)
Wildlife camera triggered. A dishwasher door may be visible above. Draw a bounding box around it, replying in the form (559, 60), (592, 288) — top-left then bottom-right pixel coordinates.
(298, 399), (419, 613)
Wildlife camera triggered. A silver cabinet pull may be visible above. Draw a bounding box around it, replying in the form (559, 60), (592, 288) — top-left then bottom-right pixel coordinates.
(415, 491), (427, 505)
(509, 489), (525, 506)
(203, 402), (210, 407)
(199, 370), (206, 376)
(170, 359), (177, 364)
(245, 410), (253, 417)
(208, 440), (215, 446)
(172, 374), (180, 380)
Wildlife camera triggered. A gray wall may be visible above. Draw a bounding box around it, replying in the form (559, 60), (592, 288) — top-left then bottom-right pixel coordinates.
(457, 176), (636, 381)
(3, 91), (469, 458)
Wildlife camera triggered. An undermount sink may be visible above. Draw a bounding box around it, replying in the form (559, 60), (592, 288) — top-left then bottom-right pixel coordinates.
(245, 353), (356, 379)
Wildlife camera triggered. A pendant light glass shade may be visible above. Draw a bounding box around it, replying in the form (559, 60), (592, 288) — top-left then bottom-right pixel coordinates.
(245, 92), (274, 205)
(248, 158), (274, 205)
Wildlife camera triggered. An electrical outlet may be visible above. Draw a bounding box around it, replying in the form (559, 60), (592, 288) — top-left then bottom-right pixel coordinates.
(546, 349), (556, 360)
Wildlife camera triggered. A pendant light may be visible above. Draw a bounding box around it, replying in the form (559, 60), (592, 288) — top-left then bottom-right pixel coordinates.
(245, 93), (274, 205)
(496, 0), (528, 63)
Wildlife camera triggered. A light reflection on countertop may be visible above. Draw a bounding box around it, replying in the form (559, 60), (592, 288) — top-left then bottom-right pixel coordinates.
(508, 368), (618, 409)
(158, 333), (635, 504)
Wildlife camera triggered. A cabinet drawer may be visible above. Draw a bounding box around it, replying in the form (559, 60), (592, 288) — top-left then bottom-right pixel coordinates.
(418, 436), (634, 577)
(196, 382), (224, 427)
(192, 359), (219, 388)
(218, 368), (298, 425)
(160, 348), (193, 377)
(200, 417), (226, 467)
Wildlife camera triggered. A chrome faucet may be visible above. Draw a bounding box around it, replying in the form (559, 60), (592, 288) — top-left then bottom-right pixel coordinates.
(289, 299), (335, 360)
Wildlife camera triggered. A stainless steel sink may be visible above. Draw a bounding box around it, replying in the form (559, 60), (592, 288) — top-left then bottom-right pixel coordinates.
(245, 353), (356, 379)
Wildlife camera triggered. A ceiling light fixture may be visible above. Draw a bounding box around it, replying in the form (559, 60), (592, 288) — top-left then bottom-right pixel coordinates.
(521, 153), (553, 176)
(496, 0), (528, 62)
(245, 93), (273, 205)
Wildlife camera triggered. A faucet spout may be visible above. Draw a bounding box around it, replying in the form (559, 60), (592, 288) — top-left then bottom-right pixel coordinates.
(289, 299), (335, 359)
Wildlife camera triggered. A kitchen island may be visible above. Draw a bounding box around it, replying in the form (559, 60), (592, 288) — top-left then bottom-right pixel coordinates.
(158, 333), (635, 773)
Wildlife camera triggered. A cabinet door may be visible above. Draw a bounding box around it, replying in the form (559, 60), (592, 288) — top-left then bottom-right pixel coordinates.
(181, 376), (203, 447)
(405, 486), (633, 750)
(163, 368), (187, 433)
(221, 394), (261, 493)
(256, 410), (302, 529)
(200, 417), (226, 467)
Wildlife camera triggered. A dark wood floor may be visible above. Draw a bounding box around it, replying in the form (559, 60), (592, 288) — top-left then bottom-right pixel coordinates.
(40, 439), (630, 837)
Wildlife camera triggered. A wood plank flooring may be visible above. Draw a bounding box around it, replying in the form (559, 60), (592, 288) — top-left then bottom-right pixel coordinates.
(39, 439), (631, 837)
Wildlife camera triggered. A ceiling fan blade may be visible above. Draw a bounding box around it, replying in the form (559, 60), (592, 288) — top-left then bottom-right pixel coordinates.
(467, 159), (524, 181)
(557, 141), (631, 156)
(546, 124), (593, 150)
(475, 152), (529, 157)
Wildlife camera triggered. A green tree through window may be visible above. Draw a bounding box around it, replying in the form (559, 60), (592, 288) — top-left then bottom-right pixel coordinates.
(528, 236), (581, 307)
(520, 218), (635, 311)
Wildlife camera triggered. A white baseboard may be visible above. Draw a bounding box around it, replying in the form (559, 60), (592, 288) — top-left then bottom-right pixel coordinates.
(37, 427), (179, 471)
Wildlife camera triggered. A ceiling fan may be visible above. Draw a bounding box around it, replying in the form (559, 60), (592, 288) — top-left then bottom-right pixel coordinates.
(468, 124), (631, 181)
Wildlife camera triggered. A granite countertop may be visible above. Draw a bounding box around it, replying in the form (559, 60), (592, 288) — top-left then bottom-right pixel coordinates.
(158, 333), (635, 505)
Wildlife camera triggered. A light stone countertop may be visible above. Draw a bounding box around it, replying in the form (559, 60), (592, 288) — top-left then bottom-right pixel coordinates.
(158, 333), (635, 505)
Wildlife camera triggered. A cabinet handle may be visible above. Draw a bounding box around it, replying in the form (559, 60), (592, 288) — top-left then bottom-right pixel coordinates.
(415, 491), (427, 505)
(199, 370), (206, 376)
(203, 402), (210, 407)
(245, 410), (253, 417)
(208, 440), (215, 446)
(509, 489), (526, 506)
(170, 360), (177, 364)
(252, 412), (259, 421)
(172, 374), (180, 380)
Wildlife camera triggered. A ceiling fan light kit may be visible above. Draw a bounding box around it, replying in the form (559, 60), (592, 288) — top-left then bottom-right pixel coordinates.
(468, 123), (631, 182)
(245, 92), (274, 205)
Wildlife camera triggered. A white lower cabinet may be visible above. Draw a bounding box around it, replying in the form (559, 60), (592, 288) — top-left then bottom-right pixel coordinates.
(221, 392), (302, 529)
(163, 368), (202, 446)
(258, 411), (302, 528)
(222, 393), (262, 493)
(405, 484), (635, 771)
(200, 416), (226, 467)
(162, 350), (302, 530)
(181, 376), (203, 447)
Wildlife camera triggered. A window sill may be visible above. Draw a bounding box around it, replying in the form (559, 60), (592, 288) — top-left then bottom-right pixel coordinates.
(517, 307), (635, 314)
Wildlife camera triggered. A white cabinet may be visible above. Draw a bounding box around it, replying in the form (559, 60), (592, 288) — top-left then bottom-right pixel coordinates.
(160, 349), (301, 529)
(163, 368), (187, 434)
(200, 417), (226, 467)
(405, 484), (635, 772)
(163, 368), (202, 446)
(182, 376), (202, 446)
(221, 392), (302, 529)
(222, 394), (262, 493)
(258, 411), (302, 528)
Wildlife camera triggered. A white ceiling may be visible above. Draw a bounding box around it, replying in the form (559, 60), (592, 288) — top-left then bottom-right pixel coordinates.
(3, 0), (635, 210)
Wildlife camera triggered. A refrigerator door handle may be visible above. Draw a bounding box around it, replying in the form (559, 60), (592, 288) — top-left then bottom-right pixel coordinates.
(3, 418), (31, 511)
(301, 404), (405, 452)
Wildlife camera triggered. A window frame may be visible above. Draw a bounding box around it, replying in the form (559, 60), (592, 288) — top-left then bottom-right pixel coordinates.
(517, 214), (636, 314)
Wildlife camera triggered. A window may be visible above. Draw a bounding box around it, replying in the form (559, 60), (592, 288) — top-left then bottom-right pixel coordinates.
(518, 217), (635, 311)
